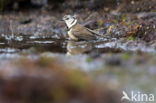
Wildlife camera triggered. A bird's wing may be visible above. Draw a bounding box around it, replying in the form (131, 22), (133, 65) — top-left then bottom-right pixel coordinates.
(72, 24), (96, 40)
(85, 27), (99, 35)
(86, 27), (110, 39)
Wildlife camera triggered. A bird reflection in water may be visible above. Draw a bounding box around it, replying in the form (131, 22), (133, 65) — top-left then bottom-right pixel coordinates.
(66, 41), (93, 55)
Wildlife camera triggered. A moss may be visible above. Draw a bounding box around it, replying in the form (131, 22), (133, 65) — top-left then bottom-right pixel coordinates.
(65, 69), (90, 90)
(97, 19), (104, 27)
(52, 88), (68, 102)
(121, 14), (128, 22)
(127, 35), (135, 40)
(86, 57), (93, 63)
(152, 10), (156, 12)
(121, 53), (131, 60)
(38, 56), (55, 67)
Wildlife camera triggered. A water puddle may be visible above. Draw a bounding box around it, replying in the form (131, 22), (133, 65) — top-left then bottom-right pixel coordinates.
(0, 34), (155, 58)
(0, 35), (67, 54)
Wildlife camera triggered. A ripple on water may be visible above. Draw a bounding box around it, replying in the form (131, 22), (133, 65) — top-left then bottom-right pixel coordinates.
(0, 48), (19, 53)
(29, 41), (55, 44)
(0, 53), (19, 59)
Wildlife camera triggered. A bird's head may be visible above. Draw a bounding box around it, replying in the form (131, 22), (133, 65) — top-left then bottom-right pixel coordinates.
(62, 15), (78, 29)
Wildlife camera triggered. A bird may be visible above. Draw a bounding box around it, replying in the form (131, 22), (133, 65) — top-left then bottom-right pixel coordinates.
(62, 14), (105, 41)
(66, 41), (93, 55)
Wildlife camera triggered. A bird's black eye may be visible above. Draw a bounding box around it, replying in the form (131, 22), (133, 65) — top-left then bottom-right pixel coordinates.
(66, 18), (69, 20)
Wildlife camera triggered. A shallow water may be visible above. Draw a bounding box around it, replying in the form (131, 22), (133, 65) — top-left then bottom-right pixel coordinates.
(0, 35), (66, 54)
(0, 34), (156, 59)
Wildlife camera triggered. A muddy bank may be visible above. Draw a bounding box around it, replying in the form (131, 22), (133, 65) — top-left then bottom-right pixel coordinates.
(0, 11), (156, 54)
(0, 0), (156, 50)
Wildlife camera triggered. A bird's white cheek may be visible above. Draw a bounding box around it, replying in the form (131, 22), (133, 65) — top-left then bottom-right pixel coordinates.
(66, 20), (71, 28)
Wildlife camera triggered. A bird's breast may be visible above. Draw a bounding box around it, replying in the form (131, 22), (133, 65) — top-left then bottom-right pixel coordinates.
(68, 29), (78, 40)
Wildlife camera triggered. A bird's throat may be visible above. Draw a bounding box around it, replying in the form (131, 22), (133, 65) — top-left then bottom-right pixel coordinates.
(66, 19), (77, 29)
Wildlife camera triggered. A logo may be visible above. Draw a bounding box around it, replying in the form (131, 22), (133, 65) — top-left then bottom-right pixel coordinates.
(121, 91), (155, 102)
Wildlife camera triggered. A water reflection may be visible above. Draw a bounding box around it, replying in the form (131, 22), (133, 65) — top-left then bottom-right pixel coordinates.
(66, 41), (93, 55)
(0, 34), (155, 57)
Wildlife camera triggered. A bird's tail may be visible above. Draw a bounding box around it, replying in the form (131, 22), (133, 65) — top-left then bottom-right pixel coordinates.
(86, 28), (110, 39)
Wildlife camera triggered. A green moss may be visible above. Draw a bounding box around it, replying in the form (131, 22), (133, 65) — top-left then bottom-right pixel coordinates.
(67, 70), (89, 90)
(122, 53), (131, 60)
(127, 35), (135, 40)
(52, 88), (67, 102)
(121, 14), (128, 22)
(38, 56), (54, 67)
(86, 57), (93, 63)
(151, 10), (156, 12)
(97, 19), (104, 27)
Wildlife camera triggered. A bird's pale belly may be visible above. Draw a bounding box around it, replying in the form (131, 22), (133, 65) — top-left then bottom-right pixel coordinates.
(68, 29), (78, 40)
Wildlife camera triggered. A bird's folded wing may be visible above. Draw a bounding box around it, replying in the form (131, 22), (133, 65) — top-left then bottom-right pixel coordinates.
(72, 24), (96, 40)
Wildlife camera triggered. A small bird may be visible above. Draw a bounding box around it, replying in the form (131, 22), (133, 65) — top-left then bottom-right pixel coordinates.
(67, 41), (93, 55)
(62, 15), (103, 41)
